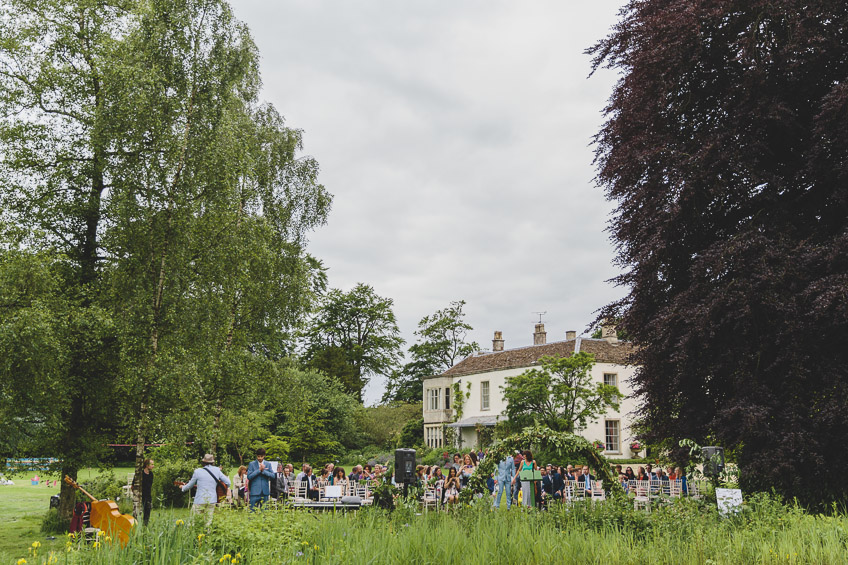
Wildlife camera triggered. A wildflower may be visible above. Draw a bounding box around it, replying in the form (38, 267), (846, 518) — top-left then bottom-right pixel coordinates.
(92, 542), (100, 549)
(296, 552), (303, 557)
(96, 530), (103, 537)
(301, 541), (309, 546)
(47, 553), (58, 565)
(314, 545), (319, 551)
(104, 536), (111, 543)
(17, 559), (26, 565)
(175, 519), (185, 526)
(66, 533), (75, 538)
(219, 554), (232, 563)
(31, 542), (41, 549)
(197, 534), (205, 541)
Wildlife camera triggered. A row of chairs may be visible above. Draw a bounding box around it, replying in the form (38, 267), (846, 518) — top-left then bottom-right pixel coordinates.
(630, 479), (705, 510)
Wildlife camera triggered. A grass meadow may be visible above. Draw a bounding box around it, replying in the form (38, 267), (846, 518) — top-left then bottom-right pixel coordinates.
(3, 473), (848, 564)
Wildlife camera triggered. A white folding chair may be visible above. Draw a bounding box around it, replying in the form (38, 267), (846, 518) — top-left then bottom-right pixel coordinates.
(633, 480), (651, 511)
(590, 480), (606, 502)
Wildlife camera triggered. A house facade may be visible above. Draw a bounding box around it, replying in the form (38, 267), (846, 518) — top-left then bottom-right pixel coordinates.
(422, 323), (643, 459)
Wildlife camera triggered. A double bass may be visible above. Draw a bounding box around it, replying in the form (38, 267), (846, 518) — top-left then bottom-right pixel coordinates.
(63, 475), (135, 547)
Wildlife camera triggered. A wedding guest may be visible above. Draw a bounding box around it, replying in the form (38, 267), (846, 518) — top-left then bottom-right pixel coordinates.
(443, 468), (461, 505)
(512, 450), (537, 508)
(141, 458), (154, 526)
(246, 448), (275, 510)
(511, 451), (524, 505)
(232, 465), (248, 507)
(625, 467), (636, 482)
(349, 465), (363, 482)
(275, 464), (293, 501)
(460, 454), (475, 488)
(636, 466), (648, 481)
(362, 464), (374, 480)
(493, 453), (514, 509)
(332, 467), (347, 490)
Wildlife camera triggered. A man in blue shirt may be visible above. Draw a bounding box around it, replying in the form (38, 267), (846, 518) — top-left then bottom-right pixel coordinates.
(247, 448), (276, 510)
(493, 454), (514, 509)
(180, 453), (230, 526)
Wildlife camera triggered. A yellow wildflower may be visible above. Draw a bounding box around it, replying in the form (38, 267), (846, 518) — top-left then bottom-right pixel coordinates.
(314, 545), (319, 551)
(31, 542), (41, 549)
(17, 559), (26, 565)
(93, 542), (100, 549)
(175, 519), (185, 526)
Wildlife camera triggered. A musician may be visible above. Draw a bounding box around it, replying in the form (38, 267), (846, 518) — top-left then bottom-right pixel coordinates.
(180, 453), (230, 526)
(246, 447), (275, 510)
(141, 459), (154, 526)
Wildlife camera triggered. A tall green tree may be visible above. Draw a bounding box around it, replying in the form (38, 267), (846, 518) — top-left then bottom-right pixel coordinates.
(302, 283), (404, 401)
(501, 352), (620, 433)
(589, 0), (848, 507)
(0, 0), (131, 521)
(383, 300), (479, 403)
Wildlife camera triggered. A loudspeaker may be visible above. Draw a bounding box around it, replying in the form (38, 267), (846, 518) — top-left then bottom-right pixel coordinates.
(702, 446), (725, 477)
(394, 448), (417, 484)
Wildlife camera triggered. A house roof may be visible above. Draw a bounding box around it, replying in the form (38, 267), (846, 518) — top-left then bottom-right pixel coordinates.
(435, 337), (636, 378)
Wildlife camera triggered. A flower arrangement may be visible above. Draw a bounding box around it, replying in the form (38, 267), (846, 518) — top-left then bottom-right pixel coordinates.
(593, 440), (606, 450)
(630, 441), (642, 451)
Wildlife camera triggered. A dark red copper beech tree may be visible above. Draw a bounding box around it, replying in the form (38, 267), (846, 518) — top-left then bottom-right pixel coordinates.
(589, 1), (848, 507)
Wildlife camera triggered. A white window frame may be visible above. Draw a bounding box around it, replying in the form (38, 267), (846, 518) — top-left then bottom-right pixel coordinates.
(427, 388), (440, 411)
(605, 419), (620, 453)
(604, 373), (620, 404)
(481, 381), (490, 411)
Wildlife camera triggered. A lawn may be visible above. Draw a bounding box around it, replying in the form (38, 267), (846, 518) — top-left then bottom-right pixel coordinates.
(0, 467), (135, 563)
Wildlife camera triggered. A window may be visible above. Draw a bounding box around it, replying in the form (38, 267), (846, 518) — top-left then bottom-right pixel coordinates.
(425, 425), (443, 448)
(481, 381), (490, 410)
(444, 387), (451, 410)
(605, 420), (620, 452)
(604, 373), (620, 403)
(427, 388), (440, 411)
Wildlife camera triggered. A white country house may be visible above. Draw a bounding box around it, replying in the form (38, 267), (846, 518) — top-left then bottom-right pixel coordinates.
(422, 323), (643, 459)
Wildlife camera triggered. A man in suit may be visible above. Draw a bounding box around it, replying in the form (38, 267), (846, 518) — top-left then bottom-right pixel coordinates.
(246, 448), (275, 510)
(493, 453), (515, 509)
(550, 466), (565, 502)
(581, 465), (595, 496)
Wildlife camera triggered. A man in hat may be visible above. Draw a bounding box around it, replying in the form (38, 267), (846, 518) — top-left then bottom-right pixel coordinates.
(246, 447), (276, 510)
(180, 453), (230, 526)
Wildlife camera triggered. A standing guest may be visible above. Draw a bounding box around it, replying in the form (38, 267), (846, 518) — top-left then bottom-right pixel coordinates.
(443, 468), (461, 505)
(493, 453), (515, 509)
(232, 466), (248, 507)
(675, 467), (688, 495)
(275, 465), (293, 501)
(459, 454), (476, 488)
(477, 449), (484, 463)
(180, 454), (230, 527)
(469, 451), (479, 466)
(511, 451), (524, 505)
(246, 448), (275, 510)
(141, 459), (154, 526)
(451, 453), (462, 472)
(512, 450), (537, 508)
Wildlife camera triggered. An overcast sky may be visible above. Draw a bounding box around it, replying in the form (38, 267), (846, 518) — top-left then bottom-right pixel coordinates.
(231, 0), (626, 404)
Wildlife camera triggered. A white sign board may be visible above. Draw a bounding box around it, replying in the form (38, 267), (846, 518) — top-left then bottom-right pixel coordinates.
(715, 488), (743, 516)
(266, 461), (279, 473)
(324, 485), (342, 499)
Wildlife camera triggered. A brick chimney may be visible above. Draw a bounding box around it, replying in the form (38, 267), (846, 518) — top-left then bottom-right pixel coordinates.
(533, 323), (547, 345)
(492, 331), (504, 352)
(601, 320), (618, 344)
(566, 330), (577, 340)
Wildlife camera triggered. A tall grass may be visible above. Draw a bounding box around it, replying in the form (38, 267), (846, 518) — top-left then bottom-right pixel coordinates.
(9, 494), (848, 564)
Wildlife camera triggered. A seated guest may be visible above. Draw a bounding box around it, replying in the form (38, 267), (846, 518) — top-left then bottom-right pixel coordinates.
(646, 464), (655, 478)
(486, 473), (495, 495)
(667, 466), (676, 481)
(443, 468), (461, 505)
(675, 467), (688, 495)
(332, 467), (347, 491)
(430, 466), (444, 486)
(362, 464), (374, 480)
(348, 465), (362, 482)
(624, 467), (636, 482)
(304, 466), (319, 500)
(615, 464), (623, 477)
(550, 466), (564, 501)
(276, 464), (293, 500)
(581, 466), (595, 495)
(636, 466), (648, 481)
(319, 464), (332, 484)
(563, 465), (576, 481)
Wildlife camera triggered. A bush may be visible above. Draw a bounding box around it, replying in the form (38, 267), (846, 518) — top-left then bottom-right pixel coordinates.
(152, 460), (201, 508)
(77, 471), (123, 502)
(40, 507), (68, 534)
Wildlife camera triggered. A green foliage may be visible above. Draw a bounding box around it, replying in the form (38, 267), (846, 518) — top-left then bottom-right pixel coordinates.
(152, 460), (198, 509)
(355, 402), (423, 450)
(383, 300), (479, 404)
(302, 283), (404, 401)
(40, 508), (67, 535)
(502, 352), (619, 433)
(398, 418), (424, 448)
(258, 435), (290, 463)
(219, 409), (271, 466)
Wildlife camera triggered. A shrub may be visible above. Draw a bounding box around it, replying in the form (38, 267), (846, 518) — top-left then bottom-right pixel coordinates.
(40, 507), (68, 534)
(152, 460), (200, 508)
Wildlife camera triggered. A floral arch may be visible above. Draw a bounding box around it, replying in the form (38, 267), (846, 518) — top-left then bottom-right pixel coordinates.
(458, 425), (619, 503)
